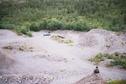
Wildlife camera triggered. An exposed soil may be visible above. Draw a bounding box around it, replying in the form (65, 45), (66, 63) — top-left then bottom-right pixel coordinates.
(0, 29), (126, 84)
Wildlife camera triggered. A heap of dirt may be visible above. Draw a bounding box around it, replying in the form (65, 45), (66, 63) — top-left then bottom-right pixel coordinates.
(0, 50), (15, 69)
(75, 73), (106, 84)
(79, 29), (126, 53)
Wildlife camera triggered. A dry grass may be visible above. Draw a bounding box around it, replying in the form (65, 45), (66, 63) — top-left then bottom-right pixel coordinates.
(51, 35), (74, 45)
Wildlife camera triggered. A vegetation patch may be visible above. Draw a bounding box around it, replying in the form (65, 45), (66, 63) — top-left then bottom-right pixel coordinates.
(0, 0), (125, 36)
(107, 80), (126, 84)
(51, 35), (73, 45)
(89, 53), (126, 69)
(89, 53), (105, 64)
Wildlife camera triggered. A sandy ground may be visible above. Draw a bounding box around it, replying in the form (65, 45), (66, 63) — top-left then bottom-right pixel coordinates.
(0, 29), (126, 84)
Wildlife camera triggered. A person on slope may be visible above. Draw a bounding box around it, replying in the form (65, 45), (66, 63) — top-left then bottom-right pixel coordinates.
(94, 66), (100, 74)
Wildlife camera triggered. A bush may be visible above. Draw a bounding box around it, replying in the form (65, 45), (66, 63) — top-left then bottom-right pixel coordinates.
(0, 23), (15, 29)
(30, 19), (64, 31)
(73, 22), (89, 31)
(111, 58), (126, 69)
(89, 53), (126, 69)
(89, 53), (105, 64)
(30, 22), (41, 31)
(46, 18), (64, 30)
(39, 20), (48, 30)
(26, 31), (32, 37)
(15, 25), (32, 37)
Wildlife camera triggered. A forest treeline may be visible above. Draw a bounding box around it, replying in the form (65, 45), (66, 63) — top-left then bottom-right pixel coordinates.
(0, 0), (126, 35)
